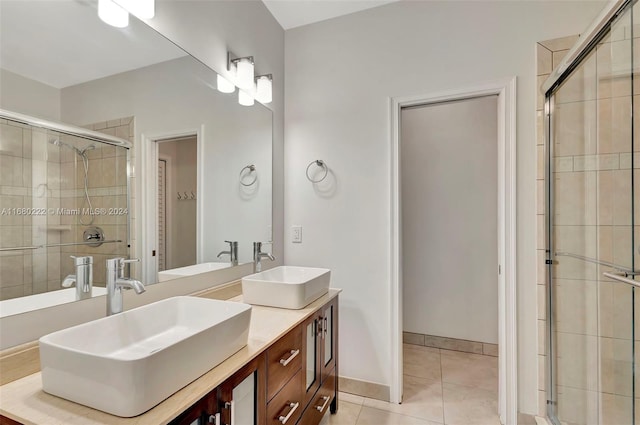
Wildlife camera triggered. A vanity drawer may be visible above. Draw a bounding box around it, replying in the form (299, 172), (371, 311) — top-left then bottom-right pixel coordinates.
(267, 325), (302, 401)
(297, 367), (335, 425)
(267, 369), (303, 425)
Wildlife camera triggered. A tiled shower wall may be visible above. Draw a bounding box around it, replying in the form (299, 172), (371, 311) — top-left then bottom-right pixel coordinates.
(536, 34), (580, 418)
(0, 117), (133, 300)
(537, 29), (640, 423)
(59, 117), (133, 286)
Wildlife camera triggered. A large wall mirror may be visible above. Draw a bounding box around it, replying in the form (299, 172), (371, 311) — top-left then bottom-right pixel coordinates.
(0, 0), (273, 318)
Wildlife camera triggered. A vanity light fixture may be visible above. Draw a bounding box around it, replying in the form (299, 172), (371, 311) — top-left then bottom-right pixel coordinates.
(216, 74), (236, 94)
(114, 0), (155, 19)
(98, 0), (129, 28)
(238, 89), (255, 107)
(255, 74), (273, 104)
(227, 53), (254, 91)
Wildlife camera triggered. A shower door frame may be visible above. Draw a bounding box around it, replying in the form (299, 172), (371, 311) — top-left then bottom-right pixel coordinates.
(543, 0), (637, 422)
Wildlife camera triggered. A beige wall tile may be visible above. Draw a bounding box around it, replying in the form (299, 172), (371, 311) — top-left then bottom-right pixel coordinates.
(537, 145), (544, 180)
(537, 180), (545, 216)
(482, 343), (498, 357)
(0, 254), (24, 288)
(538, 355), (545, 391)
(599, 279), (633, 340)
(552, 224), (598, 281)
(537, 75), (549, 111)
(554, 171), (597, 226)
(537, 110), (545, 146)
(554, 279), (597, 335)
(537, 284), (546, 321)
(597, 169), (631, 226)
(539, 35), (579, 52)
(403, 332), (425, 346)
(553, 101), (597, 157)
(537, 250), (546, 286)
(600, 393), (632, 425)
(537, 44), (553, 76)
(0, 123), (23, 157)
(552, 49), (569, 69)
(538, 320), (545, 356)
(424, 335), (483, 355)
(598, 97), (632, 155)
(556, 386), (598, 424)
(600, 337), (632, 397)
(556, 332), (598, 391)
(556, 52), (597, 104)
(596, 39), (632, 99)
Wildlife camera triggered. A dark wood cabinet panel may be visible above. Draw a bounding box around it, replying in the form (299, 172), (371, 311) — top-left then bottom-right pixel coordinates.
(266, 369), (303, 425)
(267, 326), (302, 402)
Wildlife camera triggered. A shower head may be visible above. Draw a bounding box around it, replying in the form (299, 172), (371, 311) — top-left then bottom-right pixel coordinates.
(80, 145), (96, 154)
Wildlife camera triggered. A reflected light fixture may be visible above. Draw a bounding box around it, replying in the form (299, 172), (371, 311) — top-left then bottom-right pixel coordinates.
(255, 74), (273, 104)
(217, 74), (235, 94)
(238, 89), (255, 107)
(228, 53), (254, 90)
(114, 0), (155, 19)
(98, 0), (129, 28)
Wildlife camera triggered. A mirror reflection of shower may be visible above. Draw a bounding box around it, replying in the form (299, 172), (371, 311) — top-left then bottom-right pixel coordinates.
(48, 138), (96, 225)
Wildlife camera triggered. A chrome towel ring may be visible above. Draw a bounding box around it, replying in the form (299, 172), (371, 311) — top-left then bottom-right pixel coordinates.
(240, 164), (258, 186)
(306, 160), (328, 183)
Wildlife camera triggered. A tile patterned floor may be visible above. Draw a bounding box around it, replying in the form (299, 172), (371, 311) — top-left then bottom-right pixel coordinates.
(321, 344), (500, 425)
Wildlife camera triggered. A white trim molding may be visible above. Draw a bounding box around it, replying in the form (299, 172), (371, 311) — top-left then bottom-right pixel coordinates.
(141, 127), (204, 284)
(389, 77), (517, 425)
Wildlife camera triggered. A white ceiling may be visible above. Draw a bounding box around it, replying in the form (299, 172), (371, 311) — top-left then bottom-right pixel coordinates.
(262, 0), (400, 30)
(0, 0), (186, 89)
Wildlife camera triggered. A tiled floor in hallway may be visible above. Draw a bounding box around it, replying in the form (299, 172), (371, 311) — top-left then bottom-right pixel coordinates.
(321, 344), (499, 425)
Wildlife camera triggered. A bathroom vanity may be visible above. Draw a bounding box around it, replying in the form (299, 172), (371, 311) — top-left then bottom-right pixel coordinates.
(0, 287), (340, 425)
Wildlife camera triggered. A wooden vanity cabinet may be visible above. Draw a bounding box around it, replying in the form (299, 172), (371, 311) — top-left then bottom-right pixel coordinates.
(169, 296), (339, 425)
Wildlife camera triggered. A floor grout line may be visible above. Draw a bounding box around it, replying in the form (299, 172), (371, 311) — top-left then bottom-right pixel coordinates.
(439, 349), (446, 425)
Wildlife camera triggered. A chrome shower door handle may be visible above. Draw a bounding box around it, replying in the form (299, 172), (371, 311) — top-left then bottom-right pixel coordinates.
(603, 272), (640, 288)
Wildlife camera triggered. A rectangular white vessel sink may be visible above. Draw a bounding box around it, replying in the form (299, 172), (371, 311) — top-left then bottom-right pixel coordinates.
(39, 296), (251, 417)
(242, 266), (330, 309)
(157, 262), (232, 282)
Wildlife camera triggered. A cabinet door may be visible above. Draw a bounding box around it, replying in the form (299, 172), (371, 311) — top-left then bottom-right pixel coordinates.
(218, 355), (266, 425)
(320, 298), (337, 381)
(301, 312), (321, 407)
(170, 390), (218, 425)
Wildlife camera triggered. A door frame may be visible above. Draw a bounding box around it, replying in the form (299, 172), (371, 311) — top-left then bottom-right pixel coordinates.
(157, 154), (173, 270)
(141, 126), (204, 284)
(389, 77), (517, 424)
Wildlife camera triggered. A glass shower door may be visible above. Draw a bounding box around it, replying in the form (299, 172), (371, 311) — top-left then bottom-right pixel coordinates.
(548, 3), (636, 424)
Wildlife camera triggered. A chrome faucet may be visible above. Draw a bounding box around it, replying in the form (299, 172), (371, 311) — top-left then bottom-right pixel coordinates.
(217, 240), (238, 266)
(253, 242), (275, 273)
(106, 257), (145, 315)
(62, 256), (93, 301)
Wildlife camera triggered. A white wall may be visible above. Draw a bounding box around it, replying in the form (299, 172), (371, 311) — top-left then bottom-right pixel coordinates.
(0, 69), (60, 121)
(283, 0), (605, 414)
(143, 0), (285, 265)
(402, 96), (498, 345)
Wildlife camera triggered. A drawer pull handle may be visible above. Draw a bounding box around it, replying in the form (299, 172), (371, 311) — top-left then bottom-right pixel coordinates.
(315, 395), (331, 413)
(279, 349), (300, 366)
(278, 402), (300, 424)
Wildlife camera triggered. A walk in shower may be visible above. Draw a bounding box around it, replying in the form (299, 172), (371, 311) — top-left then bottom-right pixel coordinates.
(545, 1), (640, 423)
(0, 110), (130, 306)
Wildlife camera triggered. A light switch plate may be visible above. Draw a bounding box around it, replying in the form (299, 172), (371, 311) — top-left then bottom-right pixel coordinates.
(292, 225), (302, 243)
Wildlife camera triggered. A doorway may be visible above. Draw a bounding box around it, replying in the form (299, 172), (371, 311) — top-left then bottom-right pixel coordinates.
(401, 95), (499, 423)
(156, 135), (198, 271)
(390, 78), (517, 424)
